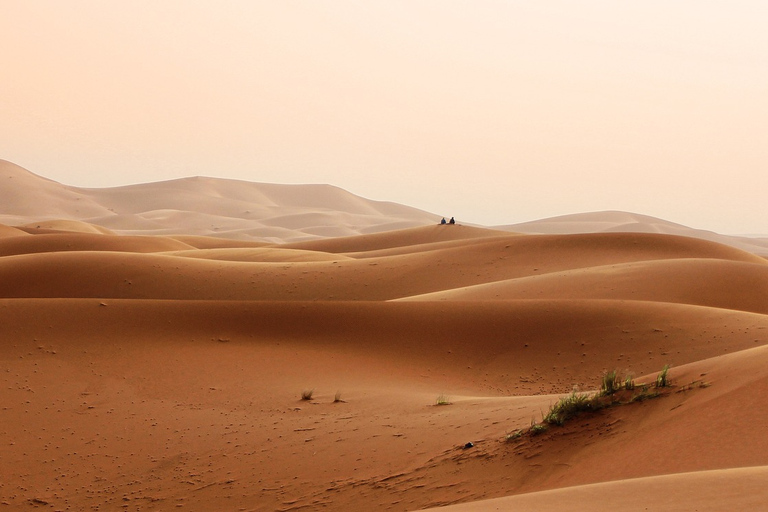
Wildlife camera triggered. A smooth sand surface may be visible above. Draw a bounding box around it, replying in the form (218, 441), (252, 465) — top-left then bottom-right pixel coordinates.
(418, 466), (768, 511)
(1, 160), (767, 510)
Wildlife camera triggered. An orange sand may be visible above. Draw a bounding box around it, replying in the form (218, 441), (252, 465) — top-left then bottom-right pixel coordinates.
(1, 160), (768, 510)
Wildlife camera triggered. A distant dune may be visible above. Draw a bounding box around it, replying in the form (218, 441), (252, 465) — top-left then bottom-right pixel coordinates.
(1, 158), (767, 511)
(0, 159), (440, 242)
(499, 210), (768, 257)
(2, 159), (766, 254)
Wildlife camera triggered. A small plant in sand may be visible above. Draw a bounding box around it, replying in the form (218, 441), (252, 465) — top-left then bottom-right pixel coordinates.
(507, 364), (674, 442)
(599, 369), (620, 396)
(301, 389), (314, 401)
(333, 390), (344, 403)
(505, 429), (524, 442)
(655, 364), (671, 388)
(435, 394), (451, 406)
(543, 391), (595, 426)
(629, 385), (658, 403)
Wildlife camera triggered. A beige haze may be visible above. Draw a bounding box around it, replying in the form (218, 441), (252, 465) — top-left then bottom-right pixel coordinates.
(1, 1), (767, 234)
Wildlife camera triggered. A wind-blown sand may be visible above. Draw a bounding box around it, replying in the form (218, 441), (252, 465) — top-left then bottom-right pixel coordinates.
(1, 160), (768, 510)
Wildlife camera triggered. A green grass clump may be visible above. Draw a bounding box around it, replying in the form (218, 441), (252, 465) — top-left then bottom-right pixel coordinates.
(529, 424), (548, 436)
(543, 391), (595, 426)
(435, 394), (451, 406)
(505, 429), (524, 442)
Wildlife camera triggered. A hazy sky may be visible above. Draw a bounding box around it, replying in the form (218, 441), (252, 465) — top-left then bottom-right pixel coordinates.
(2, 1), (766, 234)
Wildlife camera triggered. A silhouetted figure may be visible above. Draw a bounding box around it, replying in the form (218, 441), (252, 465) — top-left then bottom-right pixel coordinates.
(449, 217), (455, 224)
(440, 217), (447, 225)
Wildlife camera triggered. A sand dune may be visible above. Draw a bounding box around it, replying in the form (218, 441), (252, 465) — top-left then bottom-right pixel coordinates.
(0, 159), (440, 242)
(501, 210), (768, 257)
(3, 159), (766, 251)
(501, 210), (714, 235)
(18, 219), (116, 235)
(280, 224), (513, 253)
(1, 159), (767, 510)
(0, 223), (29, 238)
(0, 231), (193, 258)
(402, 258), (768, 314)
(1, 228), (761, 302)
(0, 160), (112, 221)
(167, 234), (270, 249)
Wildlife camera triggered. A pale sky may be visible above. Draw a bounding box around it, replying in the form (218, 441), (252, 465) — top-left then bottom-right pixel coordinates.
(2, 1), (766, 234)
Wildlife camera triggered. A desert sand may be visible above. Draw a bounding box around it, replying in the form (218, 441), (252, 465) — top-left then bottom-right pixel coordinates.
(1, 160), (768, 511)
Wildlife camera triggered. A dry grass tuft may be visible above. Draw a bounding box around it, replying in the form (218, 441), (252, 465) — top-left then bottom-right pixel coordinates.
(655, 364), (671, 388)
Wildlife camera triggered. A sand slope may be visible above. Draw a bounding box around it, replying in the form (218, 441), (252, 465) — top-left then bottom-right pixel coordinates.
(419, 466), (768, 512)
(2, 297), (767, 510)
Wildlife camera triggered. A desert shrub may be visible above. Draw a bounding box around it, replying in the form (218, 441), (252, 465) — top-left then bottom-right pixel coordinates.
(624, 374), (635, 391)
(301, 389), (314, 401)
(530, 424), (548, 436)
(435, 394), (451, 406)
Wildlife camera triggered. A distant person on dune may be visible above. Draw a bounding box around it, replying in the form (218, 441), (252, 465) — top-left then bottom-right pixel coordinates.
(449, 217), (455, 224)
(440, 217), (447, 225)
